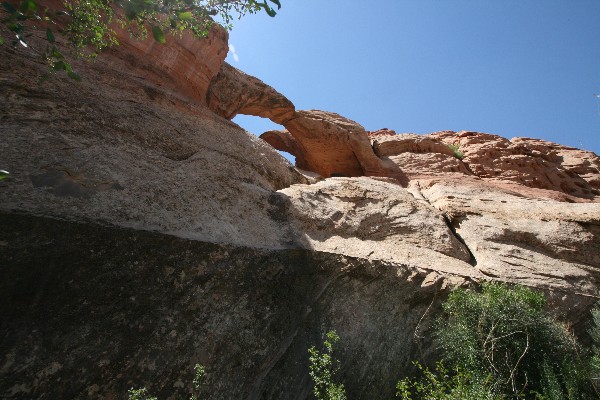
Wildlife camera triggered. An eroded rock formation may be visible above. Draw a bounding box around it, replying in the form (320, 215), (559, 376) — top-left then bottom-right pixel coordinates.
(111, 24), (229, 108)
(206, 62), (295, 124)
(1, 13), (600, 400)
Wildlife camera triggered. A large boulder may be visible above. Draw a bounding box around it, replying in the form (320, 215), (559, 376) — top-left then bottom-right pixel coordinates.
(278, 177), (474, 272)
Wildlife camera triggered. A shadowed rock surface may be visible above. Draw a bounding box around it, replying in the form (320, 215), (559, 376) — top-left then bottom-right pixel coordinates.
(0, 213), (442, 400)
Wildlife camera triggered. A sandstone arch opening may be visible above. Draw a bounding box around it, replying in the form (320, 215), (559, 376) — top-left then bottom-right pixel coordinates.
(232, 114), (296, 164)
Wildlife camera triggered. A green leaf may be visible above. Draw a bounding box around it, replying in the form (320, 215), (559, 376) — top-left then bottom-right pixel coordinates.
(0, 36), (4, 45)
(52, 60), (67, 71)
(51, 46), (64, 59)
(269, 0), (281, 9)
(46, 27), (54, 43)
(19, 0), (37, 14)
(178, 11), (192, 20)
(151, 25), (165, 44)
(8, 22), (24, 34)
(264, 7), (276, 17)
(259, 2), (276, 17)
(0, 170), (9, 180)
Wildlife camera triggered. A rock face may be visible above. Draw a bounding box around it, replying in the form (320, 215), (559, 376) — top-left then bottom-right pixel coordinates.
(2, 13), (600, 400)
(278, 177), (474, 271)
(0, 213), (442, 400)
(206, 62), (295, 124)
(111, 24), (229, 108)
(280, 110), (398, 179)
(415, 179), (600, 294)
(0, 31), (305, 251)
(430, 130), (600, 199)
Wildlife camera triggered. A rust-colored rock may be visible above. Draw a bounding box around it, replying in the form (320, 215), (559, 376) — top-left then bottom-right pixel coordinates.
(430, 131), (599, 199)
(373, 133), (457, 158)
(282, 110), (399, 179)
(259, 130), (309, 169)
(368, 132), (470, 179)
(510, 137), (600, 191)
(108, 24), (229, 107)
(368, 128), (397, 138)
(206, 62), (295, 124)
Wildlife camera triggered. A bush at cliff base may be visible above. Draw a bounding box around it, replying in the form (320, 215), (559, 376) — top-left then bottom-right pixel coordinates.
(431, 282), (596, 399)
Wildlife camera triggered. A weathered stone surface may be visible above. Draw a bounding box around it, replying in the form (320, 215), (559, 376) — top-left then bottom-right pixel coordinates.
(0, 213), (446, 400)
(282, 111), (402, 180)
(414, 178), (600, 296)
(279, 177), (476, 276)
(110, 24), (229, 107)
(510, 137), (600, 191)
(373, 133), (457, 158)
(370, 133), (471, 179)
(260, 129), (309, 169)
(0, 34), (305, 250)
(206, 62), (295, 124)
(368, 128), (397, 138)
(386, 152), (470, 178)
(430, 130), (599, 199)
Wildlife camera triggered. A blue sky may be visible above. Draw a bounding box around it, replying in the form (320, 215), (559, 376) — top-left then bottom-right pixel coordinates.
(226, 1), (600, 158)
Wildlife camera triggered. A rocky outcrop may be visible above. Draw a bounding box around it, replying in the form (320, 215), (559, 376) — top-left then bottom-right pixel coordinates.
(365, 129), (600, 201)
(0, 32), (305, 251)
(280, 110), (401, 180)
(110, 24), (229, 108)
(2, 12), (600, 400)
(415, 178), (600, 295)
(0, 213), (444, 400)
(278, 177), (474, 270)
(510, 137), (600, 191)
(431, 130), (600, 199)
(206, 62), (295, 124)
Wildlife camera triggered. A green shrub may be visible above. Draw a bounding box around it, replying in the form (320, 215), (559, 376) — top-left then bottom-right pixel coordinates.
(308, 330), (347, 400)
(436, 282), (594, 399)
(447, 143), (464, 159)
(190, 363), (205, 400)
(396, 361), (502, 400)
(128, 363), (204, 400)
(128, 387), (157, 400)
(589, 297), (600, 391)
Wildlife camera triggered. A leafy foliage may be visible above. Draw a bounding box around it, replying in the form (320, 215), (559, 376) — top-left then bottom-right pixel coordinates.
(396, 361), (502, 400)
(447, 143), (464, 159)
(436, 282), (595, 399)
(127, 387), (158, 400)
(128, 363), (205, 400)
(308, 330), (347, 400)
(589, 297), (600, 391)
(189, 363), (205, 400)
(0, 0), (282, 78)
